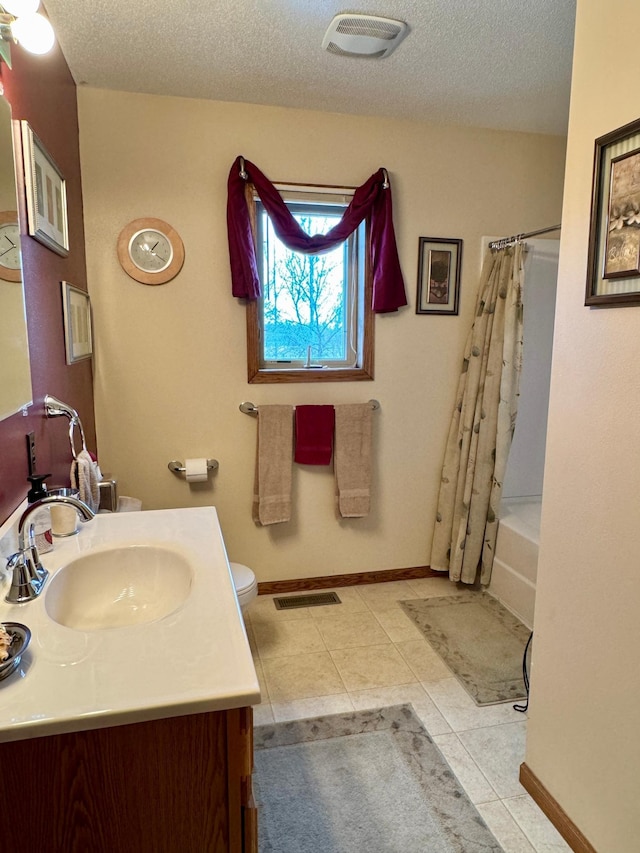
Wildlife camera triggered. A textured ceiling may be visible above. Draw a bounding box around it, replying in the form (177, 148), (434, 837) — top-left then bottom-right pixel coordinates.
(42, 0), (576, 136)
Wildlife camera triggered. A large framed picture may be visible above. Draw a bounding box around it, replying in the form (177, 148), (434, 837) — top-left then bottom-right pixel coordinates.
(21, 121), (69, 257)
(586, 117), (640, 306)
(416, 237), (462, 315)
(61, 282), (92, 363)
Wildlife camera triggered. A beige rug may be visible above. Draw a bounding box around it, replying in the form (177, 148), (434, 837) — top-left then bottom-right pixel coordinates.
(400, 592), (530, 705)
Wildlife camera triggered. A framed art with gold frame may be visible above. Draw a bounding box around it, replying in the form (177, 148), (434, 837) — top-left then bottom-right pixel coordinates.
(61, 281), (92, 364)
(21, 121), (69, 257)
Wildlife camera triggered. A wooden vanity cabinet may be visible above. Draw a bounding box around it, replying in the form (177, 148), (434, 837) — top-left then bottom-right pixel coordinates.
(0, 706), (257, 852)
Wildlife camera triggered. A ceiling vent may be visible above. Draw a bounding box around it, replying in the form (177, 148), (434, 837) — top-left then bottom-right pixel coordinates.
(322, 13), (408, 60)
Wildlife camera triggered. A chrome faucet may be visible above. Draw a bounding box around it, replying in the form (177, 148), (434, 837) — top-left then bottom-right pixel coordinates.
(5, 495), (95, 604)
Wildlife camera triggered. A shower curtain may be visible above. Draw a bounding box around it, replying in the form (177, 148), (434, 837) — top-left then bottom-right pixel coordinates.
(430, 243), (525, 585)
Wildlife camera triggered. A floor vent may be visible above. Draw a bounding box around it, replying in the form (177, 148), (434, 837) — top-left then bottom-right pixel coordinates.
(274, 592), (341, 610)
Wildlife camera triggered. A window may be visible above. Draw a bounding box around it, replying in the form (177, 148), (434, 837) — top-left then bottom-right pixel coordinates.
(246, 185), (373, 383)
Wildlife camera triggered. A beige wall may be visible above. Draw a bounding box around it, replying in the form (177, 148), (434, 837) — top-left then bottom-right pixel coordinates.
(77, 89), (565, 581)
(526, 1), (640, 850)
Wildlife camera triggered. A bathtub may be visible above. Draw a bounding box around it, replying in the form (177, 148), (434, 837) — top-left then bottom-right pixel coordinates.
(489, 497), (540, 629)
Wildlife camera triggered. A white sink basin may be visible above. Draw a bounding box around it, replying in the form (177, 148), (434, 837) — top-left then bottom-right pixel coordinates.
(45, 545), (193, 631)
(0, 507), (260, 744)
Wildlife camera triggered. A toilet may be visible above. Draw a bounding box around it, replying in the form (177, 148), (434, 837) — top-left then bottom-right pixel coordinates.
(230, 562), (258, 613)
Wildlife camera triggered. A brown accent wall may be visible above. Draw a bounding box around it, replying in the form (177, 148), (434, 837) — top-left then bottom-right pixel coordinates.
(0, 46), (95, 524)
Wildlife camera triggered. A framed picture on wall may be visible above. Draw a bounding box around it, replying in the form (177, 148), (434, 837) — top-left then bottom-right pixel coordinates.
(416, 237), (462, 315)
(21, 121), (69, 257)
(586, 116), (640, 306)
(61, 281), (92, 363)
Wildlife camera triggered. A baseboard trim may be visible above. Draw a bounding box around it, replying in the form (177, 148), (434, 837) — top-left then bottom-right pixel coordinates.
(258, 566), (444, 595)
(519, 763), (597, 853)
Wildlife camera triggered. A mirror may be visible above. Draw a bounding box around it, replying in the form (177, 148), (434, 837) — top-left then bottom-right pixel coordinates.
(0, 95), (32, 420)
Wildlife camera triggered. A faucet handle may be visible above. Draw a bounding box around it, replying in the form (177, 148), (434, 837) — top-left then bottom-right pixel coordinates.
(5, 551), (46, 604)
(21, 537), (45, 581)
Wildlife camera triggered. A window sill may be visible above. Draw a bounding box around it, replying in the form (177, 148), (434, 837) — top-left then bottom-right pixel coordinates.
(248, 366), (374, 384)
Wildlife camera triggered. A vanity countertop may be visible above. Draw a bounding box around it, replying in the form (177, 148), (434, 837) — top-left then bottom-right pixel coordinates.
(0, 506), (260, 743)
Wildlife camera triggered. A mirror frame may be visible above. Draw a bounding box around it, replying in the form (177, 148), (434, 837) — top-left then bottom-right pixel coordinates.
(0, 95), (33, 420)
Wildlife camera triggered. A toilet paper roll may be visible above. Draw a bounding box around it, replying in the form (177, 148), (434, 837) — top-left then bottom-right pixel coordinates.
(185, 458), (209, 482)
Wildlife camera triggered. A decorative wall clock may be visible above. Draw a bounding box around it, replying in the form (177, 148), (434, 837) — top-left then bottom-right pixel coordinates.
(117, 217), (184, 285)
(0, 210), (21, 281)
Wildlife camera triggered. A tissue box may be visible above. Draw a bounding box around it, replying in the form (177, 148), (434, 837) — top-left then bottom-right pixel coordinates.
(98, 478), (118, 513)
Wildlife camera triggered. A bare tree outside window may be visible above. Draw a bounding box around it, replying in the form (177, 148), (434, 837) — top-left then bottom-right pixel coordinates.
(261, 212), (348, 362)
(248, 188), (372, 383)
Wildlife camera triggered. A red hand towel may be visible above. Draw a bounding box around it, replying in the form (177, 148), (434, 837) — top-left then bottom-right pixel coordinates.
(294, 405), (335, 465)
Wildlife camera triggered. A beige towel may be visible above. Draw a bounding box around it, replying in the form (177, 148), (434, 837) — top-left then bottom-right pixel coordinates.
(252, 405), (294, 525)
(70, 449), (100, 512)
(334, 404), (373, 518)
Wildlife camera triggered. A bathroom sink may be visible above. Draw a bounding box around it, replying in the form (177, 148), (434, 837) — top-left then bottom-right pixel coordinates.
(0, 507), (260, 744)
(45, 545), (193, 631)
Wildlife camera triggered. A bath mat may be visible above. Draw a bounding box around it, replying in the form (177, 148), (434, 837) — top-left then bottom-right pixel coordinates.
(253, 704), (502, 852)
(400, 592), (530, 706)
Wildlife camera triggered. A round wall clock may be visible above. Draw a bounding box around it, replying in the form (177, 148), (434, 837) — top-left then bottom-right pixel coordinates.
(0, 210), (21, 282)
(117, 217), (185, 285)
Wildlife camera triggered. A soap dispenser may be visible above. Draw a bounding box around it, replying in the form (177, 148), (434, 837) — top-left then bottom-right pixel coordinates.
(26, 473), (53, 554)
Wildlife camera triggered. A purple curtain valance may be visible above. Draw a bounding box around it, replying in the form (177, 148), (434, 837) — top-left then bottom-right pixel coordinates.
(226, 156), (407, 313)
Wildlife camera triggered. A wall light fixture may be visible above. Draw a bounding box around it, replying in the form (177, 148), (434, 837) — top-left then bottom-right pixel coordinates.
(0, 0), (55, 68)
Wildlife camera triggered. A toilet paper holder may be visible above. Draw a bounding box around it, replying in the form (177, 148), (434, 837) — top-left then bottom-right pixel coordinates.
(167, 459), (219, 476)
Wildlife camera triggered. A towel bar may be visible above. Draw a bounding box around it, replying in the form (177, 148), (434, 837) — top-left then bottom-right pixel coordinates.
(167, 459), (219, 475)
(44, 394), (87, 460)
(239, 399), (381, 416)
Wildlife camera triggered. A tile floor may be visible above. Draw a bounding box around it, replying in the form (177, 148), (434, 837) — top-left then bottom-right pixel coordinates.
(246, 577), (571, 853)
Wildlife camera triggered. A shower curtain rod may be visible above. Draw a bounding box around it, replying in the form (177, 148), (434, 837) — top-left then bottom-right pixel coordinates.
(489, 224), (561, 250)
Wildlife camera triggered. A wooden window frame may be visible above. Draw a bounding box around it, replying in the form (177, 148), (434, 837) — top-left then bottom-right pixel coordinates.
(245, 183), (374, 384)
